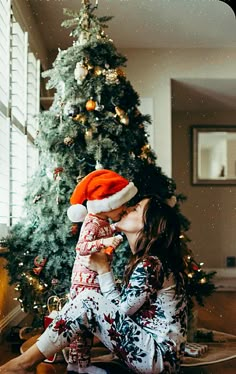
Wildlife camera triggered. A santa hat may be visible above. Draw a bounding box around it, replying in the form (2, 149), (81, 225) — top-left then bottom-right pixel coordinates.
(67, 169), (137, 222)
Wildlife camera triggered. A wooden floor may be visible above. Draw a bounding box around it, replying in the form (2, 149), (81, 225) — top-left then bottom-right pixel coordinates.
(0, 291), (235, 373)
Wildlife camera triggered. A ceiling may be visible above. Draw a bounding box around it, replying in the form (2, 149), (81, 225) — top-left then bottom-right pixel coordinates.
(27, 0), (236, 111)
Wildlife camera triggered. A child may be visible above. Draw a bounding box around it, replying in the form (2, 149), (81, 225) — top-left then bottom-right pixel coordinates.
(66, 169), (137, 374)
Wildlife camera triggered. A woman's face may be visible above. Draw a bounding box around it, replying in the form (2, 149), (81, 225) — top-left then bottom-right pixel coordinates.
(117, 198), (149, 234)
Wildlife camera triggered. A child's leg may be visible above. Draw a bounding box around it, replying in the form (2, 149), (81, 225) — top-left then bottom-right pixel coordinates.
(37, 289), (164, 374)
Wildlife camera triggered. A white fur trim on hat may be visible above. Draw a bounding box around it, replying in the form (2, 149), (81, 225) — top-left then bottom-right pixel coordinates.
(87, 182), (137, 213)
(67, 204), (88, 222)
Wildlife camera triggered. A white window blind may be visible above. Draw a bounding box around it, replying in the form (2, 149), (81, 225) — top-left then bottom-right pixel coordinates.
(0, 0), (10, 226)
(10, 19), (28, 225)
(11, 18), (28, 126)
(0, 112), (10, 225)
(0, 0), (10, 109)
(10, 124), (27, 225)
(27, 52), (40, 138)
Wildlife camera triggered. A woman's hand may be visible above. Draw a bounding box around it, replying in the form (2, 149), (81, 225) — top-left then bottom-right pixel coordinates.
(80, 249), (111, 275)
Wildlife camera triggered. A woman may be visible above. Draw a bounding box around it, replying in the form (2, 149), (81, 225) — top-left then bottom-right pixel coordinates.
(0, 196), (187, 374)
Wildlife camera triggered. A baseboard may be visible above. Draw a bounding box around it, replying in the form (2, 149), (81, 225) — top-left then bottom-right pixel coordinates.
(0, 305), (27, 334)
(205, 268), (236, 291)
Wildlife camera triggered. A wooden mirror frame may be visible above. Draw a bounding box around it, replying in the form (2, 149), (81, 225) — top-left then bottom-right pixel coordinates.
(192, 125), (236, 185)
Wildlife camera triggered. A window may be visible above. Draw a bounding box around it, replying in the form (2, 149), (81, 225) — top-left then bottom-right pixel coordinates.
(0, 9), (40, 227)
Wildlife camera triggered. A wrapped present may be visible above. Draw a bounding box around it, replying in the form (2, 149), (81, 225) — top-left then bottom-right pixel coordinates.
(185, 342), (208, 357)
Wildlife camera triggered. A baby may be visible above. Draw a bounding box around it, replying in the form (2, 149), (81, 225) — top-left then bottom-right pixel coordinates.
(66, 169), (137, 374)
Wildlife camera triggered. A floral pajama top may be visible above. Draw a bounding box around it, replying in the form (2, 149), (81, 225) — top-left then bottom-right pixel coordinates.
(98, 256), (187, 372)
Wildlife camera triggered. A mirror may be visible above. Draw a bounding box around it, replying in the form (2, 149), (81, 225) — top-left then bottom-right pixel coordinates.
(192, 125), (236, 185)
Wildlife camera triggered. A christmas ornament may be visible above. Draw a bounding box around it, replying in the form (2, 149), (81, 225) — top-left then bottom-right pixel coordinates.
(94, 66), (103, 76)
(71, 223), (79, 236)
(53, 167), (64, 180)
(95, 160), (103, 170)
(68, 105), (80, 118)
(95, 103), (104, 111)
(116, 68), (125, 77)
(51, 278), (59, 285)
(84, 129), (93, 141)
(73, 113), (87, 124)
(115, 106), (129, 125)
(33, 195), (42, 204)
(104, 68), (119, 84)
(115, 106), (125, 117)
(74, 62), (88, 85)
(79, 31), (89, 45)
(33, 256), (47, 275)
(120, 115), (129, 125)
(64, 136), (74, 146)
(86, 99), (96, 111)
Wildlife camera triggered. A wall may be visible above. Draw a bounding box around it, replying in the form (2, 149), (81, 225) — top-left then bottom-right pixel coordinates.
(119, 48), (236, 270)
(172, 111), (236, 269)
(120, 48), (236, 176)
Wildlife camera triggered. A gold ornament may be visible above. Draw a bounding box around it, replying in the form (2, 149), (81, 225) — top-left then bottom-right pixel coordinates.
(140, 144), (151, 159)
(84, 129), (93, 141)
(94, 66), (103, 76)
(116, 68), (125, 77)
(73, 114), (87, 124)
(86, 99), (96, 111)
(115, 106), (125, 117)
(64, 136), (74, 146)
(120, 115), (129, 125)
(105, 69), (119, 84)
(115, 107), (129, 125)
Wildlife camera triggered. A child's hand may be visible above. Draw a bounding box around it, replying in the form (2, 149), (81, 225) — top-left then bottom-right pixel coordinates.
(101, 235), (123, 249)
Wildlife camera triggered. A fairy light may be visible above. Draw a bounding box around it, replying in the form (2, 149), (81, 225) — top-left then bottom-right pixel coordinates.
(200, 277), (206, 284)
(188, 273), (193, 278)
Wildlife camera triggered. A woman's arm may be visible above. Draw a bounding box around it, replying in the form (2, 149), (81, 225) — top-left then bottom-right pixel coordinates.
(83, 254), (163, 317)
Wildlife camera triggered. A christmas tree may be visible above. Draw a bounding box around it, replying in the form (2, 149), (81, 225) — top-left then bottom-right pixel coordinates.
(3, 0), (215, 326)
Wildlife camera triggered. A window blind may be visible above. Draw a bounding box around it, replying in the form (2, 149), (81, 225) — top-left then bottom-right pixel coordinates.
(10, 124), (27, 225)
(0, 112), (10, 225)
(0, 0), (10, 110)
(11, 18), (27, 126)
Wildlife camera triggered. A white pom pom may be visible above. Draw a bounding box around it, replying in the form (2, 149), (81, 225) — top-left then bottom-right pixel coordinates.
(67, 204), (87, 222)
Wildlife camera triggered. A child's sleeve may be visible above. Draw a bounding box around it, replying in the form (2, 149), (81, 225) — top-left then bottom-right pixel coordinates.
(76, 220), (104, 255)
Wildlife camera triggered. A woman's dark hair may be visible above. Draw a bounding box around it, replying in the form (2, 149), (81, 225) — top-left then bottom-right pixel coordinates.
(124, 195), (186, 295)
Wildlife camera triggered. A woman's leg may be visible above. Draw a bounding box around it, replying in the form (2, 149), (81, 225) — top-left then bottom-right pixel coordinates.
(0, 344), (45, 373)
(37, 290), (164, 374)
(0, 289), (164, 374)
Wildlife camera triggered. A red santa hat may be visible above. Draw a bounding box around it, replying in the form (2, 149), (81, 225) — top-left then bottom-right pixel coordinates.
(67, 169), (137, 222)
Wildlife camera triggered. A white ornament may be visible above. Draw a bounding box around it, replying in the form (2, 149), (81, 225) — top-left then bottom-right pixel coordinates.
(95, 160), (103, 170)
(74, 62), (88, 85)
(79, 31), (89, 45)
